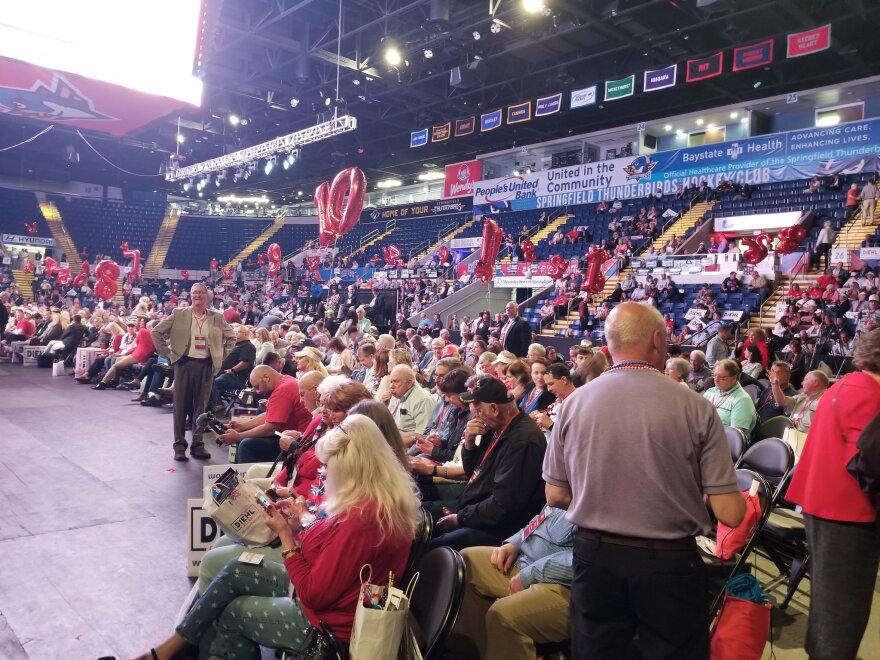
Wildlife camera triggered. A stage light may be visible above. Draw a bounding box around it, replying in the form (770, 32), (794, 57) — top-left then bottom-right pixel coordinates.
(233, 168), (244, 183)
(264, 156), (277, 175)
(424, 48), (433, 59)
(176, 134), (185, 143)
(297, 191), (304, 196)
(513, 169), (520, 176)
(490, 20), (502, 34)
(523, 0), (544, 13)
(695, 118), (704, 126)
(215, 171), (227, 186)
(352, 78), (361, 85)
(730, 111), (739, 119)
(290, 97), (300, 108)
(473, 30), (481, 40)
(417, 171), (445, 181)
(183, 179), (192, 192)
(385, 46), (402, 66)
(664, 124), (672, 131)
(229, 114), (240, 126)
(541, 6), (552, 16)
(377, 178), (402, 188)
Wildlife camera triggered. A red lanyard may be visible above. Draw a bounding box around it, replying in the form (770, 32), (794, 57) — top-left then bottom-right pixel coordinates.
(193, 314), (207, 334)
(470, 414), (517, 483)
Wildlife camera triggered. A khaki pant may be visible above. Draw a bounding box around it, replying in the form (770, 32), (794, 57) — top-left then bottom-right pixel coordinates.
(452, 546), (570, 660)
(862, 198), (876, 224)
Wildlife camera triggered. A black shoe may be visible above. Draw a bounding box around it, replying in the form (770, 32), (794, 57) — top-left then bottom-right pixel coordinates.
(190, 446), (211, 460)
(92, 382), (108, 390)
(141, 395), (162, 407)
(173, 449), (189, 461)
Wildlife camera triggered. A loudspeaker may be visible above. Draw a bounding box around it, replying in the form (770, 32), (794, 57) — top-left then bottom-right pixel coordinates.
(450, 66), (477, 88)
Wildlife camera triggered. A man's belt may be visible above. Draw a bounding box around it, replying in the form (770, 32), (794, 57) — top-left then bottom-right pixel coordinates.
(577, 528), (695, 551)
(179, 355), (212, 365)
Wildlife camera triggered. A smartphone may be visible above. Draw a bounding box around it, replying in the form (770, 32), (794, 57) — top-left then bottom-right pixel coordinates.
(255, 491), (273, 511)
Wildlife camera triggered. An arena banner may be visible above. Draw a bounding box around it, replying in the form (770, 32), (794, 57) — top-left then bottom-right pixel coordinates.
(431, 122), (451, 142)
(454, 116), (475, 137)
(2, 233), (55, 247)
(787, 24), (831, 58)
(444, 160), (483, 197)
(686, 52), (723, 82)
(473, 116), (880, 213)
(187, 498), (221, 577)
(0, 55), (193, 137)
(507, 101), (532, 125)
(481, 109), (502, 132)
(570, 85), (597, 109)
(361, 196), (472, 223)
(733, 39), (774, 71)
(604, 75), (634, 101)
(643, 65), (677, 92)
(535, 93), (562, 116)
(410, 128), (428, 147)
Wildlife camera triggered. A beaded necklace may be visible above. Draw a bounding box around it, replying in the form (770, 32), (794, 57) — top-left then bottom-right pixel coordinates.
(604, 359), (659, 374)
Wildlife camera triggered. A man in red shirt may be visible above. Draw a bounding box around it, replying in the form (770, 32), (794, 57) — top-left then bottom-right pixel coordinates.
(218, 365), (311, 463)
(223, 302), (242, 324)
(3, 309), (36, 341)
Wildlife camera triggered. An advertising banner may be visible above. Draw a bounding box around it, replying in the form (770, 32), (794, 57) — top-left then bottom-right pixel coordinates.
(481, 109), (502, 132)
(570, 85), (597, 109)
(473, 116), (880, 213)
(686, 52), (723, 82)
(455, 116), (475, 137)
(714, 211), (802, 233)
(187, 499), (221, 577)
(2, 233), (55, 247)
(733, 39), (774, 71)
(507, 101), (532, 124)
(535, 93), (562, 116)
(431, 122), (451, 142)
(860, 247), (880, 260)
(643, 65), (677, 92)
(362, 196), (472, 223)
(604, 75), (635, 101)
(410, 128), (428, 148)
(787, 24), (831, 58)
(444, 160), (484, 197)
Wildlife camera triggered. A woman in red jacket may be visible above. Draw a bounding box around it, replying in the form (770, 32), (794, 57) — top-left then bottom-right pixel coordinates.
(92, 320), (157, 389)
(138, 414), (421, 659)
(786, 328), (880, 659)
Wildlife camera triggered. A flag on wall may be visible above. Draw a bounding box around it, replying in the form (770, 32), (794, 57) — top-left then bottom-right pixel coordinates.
(455, 116), (475, 137)
(733, 39), (774, 71)
(481, 109), (502, 132)
(686, 52), (723, 82)
(604, 75), (634, 101)
(431, 122), (451, 142)
(643, 64), (677, 92)
(535, 93), (562, 116)
(507, 101), (532, 124)
(787, 24), (831, 58)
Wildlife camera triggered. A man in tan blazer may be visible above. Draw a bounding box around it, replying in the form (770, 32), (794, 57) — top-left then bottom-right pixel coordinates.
(152, 283), (236, 460)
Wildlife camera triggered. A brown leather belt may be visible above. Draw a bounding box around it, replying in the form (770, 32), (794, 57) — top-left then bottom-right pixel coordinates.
(577, 528), (695, 551)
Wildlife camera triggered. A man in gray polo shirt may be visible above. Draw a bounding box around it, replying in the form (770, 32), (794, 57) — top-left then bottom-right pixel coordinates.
(543, 302), (744, 660)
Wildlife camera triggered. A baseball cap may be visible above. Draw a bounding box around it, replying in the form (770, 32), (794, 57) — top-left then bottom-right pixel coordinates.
(441, 345), (459, 358)
(492, 351), (516, 365)
(459, 378), (515, 405)
(293, 346), (323, 362)
(870, 294), (879, 302)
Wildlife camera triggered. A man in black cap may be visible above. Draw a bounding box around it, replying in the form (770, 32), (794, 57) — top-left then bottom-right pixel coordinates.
(428, 375), (547, 551)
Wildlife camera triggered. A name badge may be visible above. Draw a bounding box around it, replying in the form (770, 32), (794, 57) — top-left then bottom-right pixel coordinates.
(194, 336), (207, 350)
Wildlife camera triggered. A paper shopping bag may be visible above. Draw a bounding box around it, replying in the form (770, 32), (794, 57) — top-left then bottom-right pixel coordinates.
(202, 468), (277, 547)
(349, 565), (411, 660)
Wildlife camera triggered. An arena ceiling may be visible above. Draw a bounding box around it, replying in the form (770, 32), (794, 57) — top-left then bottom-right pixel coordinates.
(0, 0), (878, 205)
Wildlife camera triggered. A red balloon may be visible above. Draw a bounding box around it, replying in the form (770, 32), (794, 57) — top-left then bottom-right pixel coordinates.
(582, 247), (609, 294)
(121, 242), (141, 284)
(775, 226), (806, 254)
(23, 260), (35, 274)
(548, 254), (567, 280)
(438, 245), (450, 265)
(382, 244), (401, 265)
(305, 256), (321, 272)
(520, 239), (536, 264)
(94, 259), (121, 301)
(43, 256), (59, 277)
(73, 261), (90, 287)
(180, 269), (190, 281)
(266, 242), (282, 276)
(314, 167), (367, 244)
(476, 219), (504, 283)
(56, 266), (72, 286)
(741, 232), (772, 265)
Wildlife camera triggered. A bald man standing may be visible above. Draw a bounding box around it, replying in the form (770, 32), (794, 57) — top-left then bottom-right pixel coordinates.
(543, 302), (745, 659)
(152, 283), (235, 461)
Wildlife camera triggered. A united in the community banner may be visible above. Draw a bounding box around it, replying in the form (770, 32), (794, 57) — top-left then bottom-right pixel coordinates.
(604, 75), (634, 101)
(643, 65), (677, 92)
(787, 24), (831, 58)
(481, 109), (502, 132)
(686, 52), (723, 82)
(535, 93), (561, 116)
(455, 116), (475, 137)
(733, 39), (774, 71)
(507, 101), (532, 124)
(410, 128), (428, 148)
(570, 85), (597, 109)
(431, 122), (451, 142)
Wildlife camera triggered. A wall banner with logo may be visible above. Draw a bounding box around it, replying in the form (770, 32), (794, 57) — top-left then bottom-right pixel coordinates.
(787, 24), (831, 58)
(2, 233), (56, 247)
(361, 196), (473, 223)
(733, 39), (774, 71)
(410, 128), (428, 147)
(481, 109), (503, 132)
(431, 122), (451, 142)
(686, 52), (723, 82)
(535, 93), (562, 116)
(643, 65), (677, 92)
(570, 85), (597, 109)
(605, 75), (635, 101)
(455, 116), (475, 137)
(444, 160), (484, 197)
(507, 101), (532, 124)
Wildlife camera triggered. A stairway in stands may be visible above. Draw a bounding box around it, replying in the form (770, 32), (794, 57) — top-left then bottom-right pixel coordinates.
(38, 201), (82, 272)
(349, 225), (396, 259)
(500, 213), (573, 264)
(11, 269), (34, 298)
(226, 216), (287, 269)
(411, 217), (478, 262)
(539, 202), (715, 336)
(143, 212), (180, 278)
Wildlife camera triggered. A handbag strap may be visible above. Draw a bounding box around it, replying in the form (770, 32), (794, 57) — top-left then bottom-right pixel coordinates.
(832, 375), (851, 444)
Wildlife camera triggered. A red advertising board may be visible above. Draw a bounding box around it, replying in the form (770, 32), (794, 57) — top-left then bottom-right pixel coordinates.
(0, 55), (193, 136)
(444, 160), (484, 198)
(787, 24), (831, 58)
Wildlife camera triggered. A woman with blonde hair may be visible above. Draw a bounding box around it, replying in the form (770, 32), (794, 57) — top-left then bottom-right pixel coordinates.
(139, 414), (420, 660)
(133, 296), (152, 318)
(293, 346), (328, 377)
(254, 327), (275, 364)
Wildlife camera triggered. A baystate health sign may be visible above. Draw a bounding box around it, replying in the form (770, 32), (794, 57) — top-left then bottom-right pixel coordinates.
(473, 117), (880, 214)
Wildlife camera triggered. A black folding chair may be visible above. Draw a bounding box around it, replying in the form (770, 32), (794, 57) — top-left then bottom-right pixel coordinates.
(754, 415), (795, 443)
(725, 427), (746, 464)
(403, 507), (434, 584)
(406, 546), (466, 660)
(735, 437), (795, 504)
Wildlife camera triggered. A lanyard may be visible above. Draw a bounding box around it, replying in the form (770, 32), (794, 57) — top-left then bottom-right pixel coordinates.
(193, 313), (207, 334)
(469, 414), (517, 484)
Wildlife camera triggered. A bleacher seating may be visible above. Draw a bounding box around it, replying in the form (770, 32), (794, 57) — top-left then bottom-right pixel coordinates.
(165, 215), (275, 269)
(48, 195), (165, 260)
(367, 213), (471, 261)
(0, 187), (49, 237)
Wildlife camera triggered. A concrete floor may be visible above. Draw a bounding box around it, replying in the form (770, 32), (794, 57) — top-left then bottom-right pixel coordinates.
(0, 363), (878, 660)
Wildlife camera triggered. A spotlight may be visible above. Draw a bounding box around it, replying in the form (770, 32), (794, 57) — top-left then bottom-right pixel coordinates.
(424, 48), (433, 59)
(233, 168), (244, 183)
(215, 171), (227, 186)
(385, 46), (402, 66)
(695, 118), (704, 126)
(352, 78), (361, 85)
(490, 20), (502, 34)
(264, 156), (277, 175)
(324, 96), (333, 107)
(229, 114), (240, 126)
(376, 178), (402, 188)
(176, 134), (185, 143)
(523, 0), (544, 13)
(541, 6), (552, 16)
(183, 179), (192, 192)
(664, 124), (672, 131)
(297, 191), (304, 196)
(473, 30), (481, 40)
(730, 111), (739, 119)
(290, 97), (300, 108)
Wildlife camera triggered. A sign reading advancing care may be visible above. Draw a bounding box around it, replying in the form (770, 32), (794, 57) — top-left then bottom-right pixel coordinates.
(362, 196), (472, 223)
(714, 211), (802, 233)
(2, 233), (55, 247)
(472, 116), (880, 213)
(187, 498), (221, 577)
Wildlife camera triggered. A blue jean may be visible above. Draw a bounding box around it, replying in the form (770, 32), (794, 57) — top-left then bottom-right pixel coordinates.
(147, 355), (171, 394)
(177, 558), (312, 659)
(236, 435), (280, 464)
(210, 372), (245, 409)
(429, 526), (502, 551)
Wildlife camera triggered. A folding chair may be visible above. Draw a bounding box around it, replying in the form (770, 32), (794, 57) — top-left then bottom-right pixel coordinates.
(725, 427), (746, 464)
(754, 415), (795, 443)
(406, 546), (466, 660)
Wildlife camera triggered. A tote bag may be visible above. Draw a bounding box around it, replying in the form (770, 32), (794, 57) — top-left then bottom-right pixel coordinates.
(348, 565), (413, 660)
(202, 468), (277, 547)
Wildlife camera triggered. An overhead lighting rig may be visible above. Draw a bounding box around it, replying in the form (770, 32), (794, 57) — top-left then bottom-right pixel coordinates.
(165, 115), (357, 182)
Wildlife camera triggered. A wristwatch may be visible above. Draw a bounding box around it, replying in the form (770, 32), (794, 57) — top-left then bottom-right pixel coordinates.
(281, 546), (299, 559)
